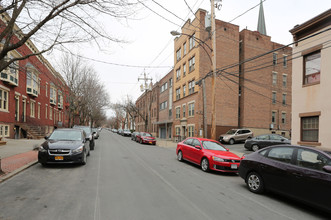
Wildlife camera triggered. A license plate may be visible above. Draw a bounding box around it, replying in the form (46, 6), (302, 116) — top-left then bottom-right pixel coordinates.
(149, 142), (153, 144)
(231, 164), (238, 169)
(55, 156), (63, 160)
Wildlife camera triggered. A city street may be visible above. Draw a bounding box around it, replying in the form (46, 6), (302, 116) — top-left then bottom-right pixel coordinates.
(0, 130), (328, 220)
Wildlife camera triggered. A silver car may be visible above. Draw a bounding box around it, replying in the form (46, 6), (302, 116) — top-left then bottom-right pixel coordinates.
(219, 129), (253, 145)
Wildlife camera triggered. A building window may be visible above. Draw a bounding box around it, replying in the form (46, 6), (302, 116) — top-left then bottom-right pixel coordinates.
(272, 91), (276, 104)
(282, 112), (286, 124)
(46, 83), (48, 97)
(176, 68), (181, 81)
(176, 127), (180, 136)
(0, 53), (19, 86)
(272, 111), (276, 123)
(169, 109), (172, 117)
(38, 103), (41, 119)
(49, 107), (53, 120)
(176, 88), (180, 100)
(188, 80), (195, 94)
(273, 53), (277, 65)
(183, 63), (186, 76)
(50, 85), (57, 105)
(0, 124), (10, 137)
(183, 105), (186, 118)
(272, 72), (277, 85)
(282, 74), (287, 87)
(282, 93), (286, 105)
(188, 126), (194, 137)
(58, 91), (63, 109)
(183, 42), (187, 55)
(189, 56), (195, 72)
(188, 102), (195, 117)
(301, 116), (319, 142)
(304, 51), (320, 85)
(183, 85), (186, 97)
(0, 88), (9, 111)
(189, 33), (195, 50)
(169, 78), (173, 87)
(283, 55), (287, 67)
(26, 71), (39, 97)
(30, 101), (35, 118)
(176, 48), (181, 61)
(45, 104), (48, 119)
(176, 107), (180, 119)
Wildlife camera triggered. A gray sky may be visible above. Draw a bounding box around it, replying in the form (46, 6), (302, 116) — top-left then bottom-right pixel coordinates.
(47, 0), (331, 117)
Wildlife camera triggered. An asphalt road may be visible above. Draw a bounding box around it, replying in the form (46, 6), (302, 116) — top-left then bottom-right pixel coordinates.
(0, 131), (329, 220)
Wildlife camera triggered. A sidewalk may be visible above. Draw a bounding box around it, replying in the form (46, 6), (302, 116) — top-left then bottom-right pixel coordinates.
(0, 139), (43, 182)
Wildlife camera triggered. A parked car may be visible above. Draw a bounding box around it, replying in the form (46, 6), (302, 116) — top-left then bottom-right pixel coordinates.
(112, 129), (118, 133)
(72, 125), (95, 150)
(219, 129), (253, 145)
(131, 132), (139, 141)
(122, 129), (132, 137)
(117, 129), (123, 135)
(92, 128), (100, 139)
(38, 128), (90, 166)
(244, 134), (290, 152)
(239, 145), (331, 213)
(176, 137), (241, 173)
(136, 132), (156, 145)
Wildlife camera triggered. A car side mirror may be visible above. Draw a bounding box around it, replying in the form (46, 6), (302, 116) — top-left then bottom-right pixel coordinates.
(323, 165), (331, 173)
(195, 145), (201, 149)
(226, 148), (229, 151)
(85, 137), (90, 141)
(44, 136), (49, 140)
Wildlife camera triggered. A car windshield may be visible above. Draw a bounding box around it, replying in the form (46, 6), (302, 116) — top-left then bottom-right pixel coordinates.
(49, 130), (82, 141)
(202, 141), (227, 151)
(226, 129), (237, 135)
(141, 133), (152, 137)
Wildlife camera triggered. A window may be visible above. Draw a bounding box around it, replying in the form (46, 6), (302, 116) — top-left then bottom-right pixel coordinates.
(267, 147), (294, 163)
(189, 56), (195, 72)
(282, 74), (287, 87)
(188, 126), (194, 137)
(182, 105), (186, 117)
(0, 124), (10, 137)
(188, 102), (195, 117)
(188, 80), (195, 94)
(30, 101), (35, 118)
(0, 88), (9, 111)
(176, 68), (181, 81)
(189, 33), (195, 50)
(49, 106), (53, 120)
(45, 104), (48, 119)
(176, 48), (181, 61)
(272, 72), (277, 85)
(58, 91), (63, 109)
(176, 127), (180, 136)
(283, 55), (287, 67)
(282, 94), (286, 105)
(46, 83), (48, 97)
(169, 109), (172, 117)
(282, 112), (286, 124)
(272, 111), (276, 123)
(183, 63), (186, 76)
(160, 82), (168, 93)
(160, 101), (168, 110)
(50, 85), (57, 105)
(272, 91), (276, 104)
(26, 71), (39, 97)
(176, 88), (180, 100)
(273, 53), (277, 65)
(296, 149), (331, 171)
(169, 78), (173, 87)
(0, 53), (19, 86)
(301, 116), (319, 142)
(183, 85), (186, 97)
(183, 42), (187, 55)
(176, 107), (180, 119)
(304, 51), (320, 85)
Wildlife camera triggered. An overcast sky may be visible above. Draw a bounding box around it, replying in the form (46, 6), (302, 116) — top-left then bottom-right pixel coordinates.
(47, 0), (330, 117)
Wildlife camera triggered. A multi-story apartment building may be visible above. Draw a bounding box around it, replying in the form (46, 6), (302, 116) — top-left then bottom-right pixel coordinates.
(290, 9), (331, 150)
(239, 30), (292, 137)
(150, 83), (159, 137)
(0, 15), (68, 139)
(156, 70), (173, 139)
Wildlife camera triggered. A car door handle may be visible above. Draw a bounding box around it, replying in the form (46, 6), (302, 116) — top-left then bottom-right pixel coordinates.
(292, 172), (303, 178)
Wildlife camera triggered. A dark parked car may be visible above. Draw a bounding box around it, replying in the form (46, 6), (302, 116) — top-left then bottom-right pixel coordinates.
(136, 132), (156, 145)
(122, 129), (132, 137)
(244, 134), (290, 152)
(117, 129), (123, 135)
(38, 128), (90, 166)
(176, 137), (241, 173)
(131, 132), (139, 141)
(239, 145), (331, 213)
(73, 125), (95, 150)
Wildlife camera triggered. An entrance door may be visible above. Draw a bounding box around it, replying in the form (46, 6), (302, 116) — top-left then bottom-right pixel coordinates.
(22, 99), (26, 122)
(15, 96), (19, 121)
(160, 127), (166, 139)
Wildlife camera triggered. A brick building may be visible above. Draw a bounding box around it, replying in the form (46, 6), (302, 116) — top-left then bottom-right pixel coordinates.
(0, 16), (69, 139)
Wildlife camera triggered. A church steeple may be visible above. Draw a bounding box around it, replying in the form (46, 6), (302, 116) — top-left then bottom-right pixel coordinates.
(257, 0), (267, 35)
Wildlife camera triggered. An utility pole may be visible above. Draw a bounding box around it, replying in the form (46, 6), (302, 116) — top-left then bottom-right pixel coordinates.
(138, 70), (152, 132)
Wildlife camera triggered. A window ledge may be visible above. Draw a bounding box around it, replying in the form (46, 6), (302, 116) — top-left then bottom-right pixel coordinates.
(302, 81), (320, 88)
(297, 141), (321, 146)
(0, 109), (9, 113)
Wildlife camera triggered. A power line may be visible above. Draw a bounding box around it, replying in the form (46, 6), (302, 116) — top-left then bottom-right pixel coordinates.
(228, 0), (266, 23)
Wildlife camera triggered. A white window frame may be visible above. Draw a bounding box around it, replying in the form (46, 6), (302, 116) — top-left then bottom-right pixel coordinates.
(30, 100), (36, 118)
(0, 86), (9, 112)
(188, 102), (195, 117)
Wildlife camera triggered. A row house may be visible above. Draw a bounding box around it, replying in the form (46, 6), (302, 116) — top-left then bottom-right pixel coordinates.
(290, 9), (331, 151)
(0, 14), (69, 139)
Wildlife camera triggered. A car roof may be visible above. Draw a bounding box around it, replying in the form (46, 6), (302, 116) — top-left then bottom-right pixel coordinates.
(261, 145), (331, 156)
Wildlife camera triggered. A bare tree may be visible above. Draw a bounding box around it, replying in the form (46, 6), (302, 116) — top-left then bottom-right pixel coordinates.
(0, 0), (137, 72)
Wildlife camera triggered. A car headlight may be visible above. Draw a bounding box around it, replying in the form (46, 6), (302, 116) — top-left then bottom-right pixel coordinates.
(212, 156), (225, 162)
(39, 146), (47, 153)
(72, 146), (84, 154)
(223, 137), (229, 141)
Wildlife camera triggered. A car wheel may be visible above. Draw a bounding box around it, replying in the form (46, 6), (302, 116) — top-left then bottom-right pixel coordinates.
(201, 158), (210, 172)
(87, 149), (90, 156)
(246, 172), (264, 193)
(252, 144), (259, 152)
(81, 152), (87, 165)
(229, 139), (235, 145)
(177, 151), (183, 162)
(41, 163), (47, 167)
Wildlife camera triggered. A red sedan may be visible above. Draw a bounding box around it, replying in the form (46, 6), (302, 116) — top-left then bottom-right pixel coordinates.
(176, 137), (241, 173)
(136, 132), (156, 145)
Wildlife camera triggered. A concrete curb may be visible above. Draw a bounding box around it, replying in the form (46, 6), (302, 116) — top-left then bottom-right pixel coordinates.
(0, 160), (38, 183)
